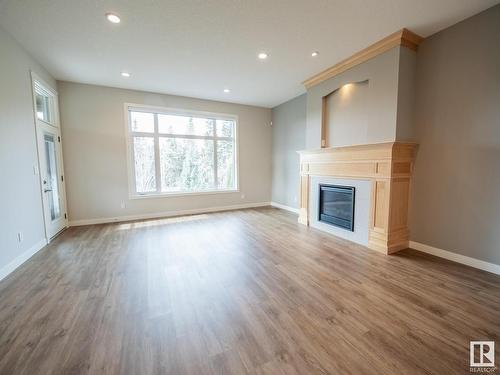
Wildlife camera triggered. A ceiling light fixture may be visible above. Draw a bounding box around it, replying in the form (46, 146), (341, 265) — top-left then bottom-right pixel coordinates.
(121, 72), (130, 78)
(311, 51), (319, 57)
(258, 52), (268, 60)
(223, 88), (230, 93)
(106, 13), (121, 24)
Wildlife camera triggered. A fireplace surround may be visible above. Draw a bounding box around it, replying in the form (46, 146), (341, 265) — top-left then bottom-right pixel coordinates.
(298, 142), (418, 254)
(297, 29), (422, 255)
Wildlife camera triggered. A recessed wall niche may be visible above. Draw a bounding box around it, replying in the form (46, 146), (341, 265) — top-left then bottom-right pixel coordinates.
(321, 80), (369, 148)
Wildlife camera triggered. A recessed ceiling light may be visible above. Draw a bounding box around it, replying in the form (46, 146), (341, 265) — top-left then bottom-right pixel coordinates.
(258, 52), (268, 60)
(106, 13), (121, 24)
(311, 51), (319, 57)
(223, 88), (230, 93)
(121, 72), (130, 78)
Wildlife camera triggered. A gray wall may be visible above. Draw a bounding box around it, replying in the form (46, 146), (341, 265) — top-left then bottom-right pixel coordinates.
(271, 94), (306, 208)
(306, 47), (403, 149)
(326, 80), (370, 147)
(410, 5), (500, 265)
(396, 47), (417, 141)
(58, 82), (272, 223)
(0, 26), (56, 276)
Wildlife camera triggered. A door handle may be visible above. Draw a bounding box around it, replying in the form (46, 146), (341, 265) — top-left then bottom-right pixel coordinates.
(44, 189), (52, 193)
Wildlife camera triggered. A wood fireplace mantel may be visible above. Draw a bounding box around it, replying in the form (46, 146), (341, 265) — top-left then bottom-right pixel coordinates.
(298, 142), (418, 254)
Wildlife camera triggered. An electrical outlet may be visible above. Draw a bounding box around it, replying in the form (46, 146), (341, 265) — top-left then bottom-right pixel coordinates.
(241, 193), (245, 199)
(17, 232), (23, 243)
(120, 201), (126, 209)
(293, 196), (297, 203)
(33, 164), (39, 175)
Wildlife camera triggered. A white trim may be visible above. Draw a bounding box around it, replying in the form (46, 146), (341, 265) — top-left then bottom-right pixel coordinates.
(129, 189), (240, 200)
(69, 202), (271, 226)
(125, 103), (239, 122)
(30, 72), (57, 96)
(0, 239), (47, 282)
(410, 241), (500, 276)
(271, 201), (300, 214)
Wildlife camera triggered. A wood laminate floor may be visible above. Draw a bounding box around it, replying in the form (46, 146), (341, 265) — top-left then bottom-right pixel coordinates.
(0, 207), (499, 375)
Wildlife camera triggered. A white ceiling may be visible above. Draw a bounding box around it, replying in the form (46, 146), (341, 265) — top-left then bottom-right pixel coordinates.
(0, 0), (498, 108)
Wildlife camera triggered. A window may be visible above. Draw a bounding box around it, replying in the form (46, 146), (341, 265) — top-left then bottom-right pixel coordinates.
(126, 104), (237, 197)
(34, 80), (56, 125)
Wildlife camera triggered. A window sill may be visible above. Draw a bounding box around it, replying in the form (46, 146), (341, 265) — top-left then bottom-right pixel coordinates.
(129, 189), (240, 200)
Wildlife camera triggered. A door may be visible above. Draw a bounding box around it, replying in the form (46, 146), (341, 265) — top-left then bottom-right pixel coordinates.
(32, 73), (68, 240)
(37, 122), (67, 238)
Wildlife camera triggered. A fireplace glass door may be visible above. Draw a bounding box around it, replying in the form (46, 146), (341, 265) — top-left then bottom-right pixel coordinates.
(318, 185), (355, 231)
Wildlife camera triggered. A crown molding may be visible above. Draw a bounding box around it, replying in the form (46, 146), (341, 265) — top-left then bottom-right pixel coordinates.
(303, 28), (423, 89)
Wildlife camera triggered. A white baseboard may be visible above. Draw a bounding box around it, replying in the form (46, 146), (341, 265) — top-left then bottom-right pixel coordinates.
(0, 238), (47, 282)
(69, 202), (271, 226)
(270, 201), (299, 214)
(409, 241), (500, 276)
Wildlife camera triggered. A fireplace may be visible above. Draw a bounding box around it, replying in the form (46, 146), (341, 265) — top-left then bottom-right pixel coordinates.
(318, 184), (355, 231)
(299, 143), (417, 253)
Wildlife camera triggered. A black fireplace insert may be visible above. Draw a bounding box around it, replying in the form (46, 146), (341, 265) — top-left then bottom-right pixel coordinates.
(318, 184), (355, 231)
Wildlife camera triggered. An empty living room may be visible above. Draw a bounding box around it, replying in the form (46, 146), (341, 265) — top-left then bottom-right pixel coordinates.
(1, 1), (500, 374)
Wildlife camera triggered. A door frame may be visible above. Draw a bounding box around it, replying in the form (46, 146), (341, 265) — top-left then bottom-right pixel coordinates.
(31, 71), (68, 241)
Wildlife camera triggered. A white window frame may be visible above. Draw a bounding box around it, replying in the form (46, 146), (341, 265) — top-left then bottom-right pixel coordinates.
(124, 103), (239, 199)
(32, 73), (59, 128)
